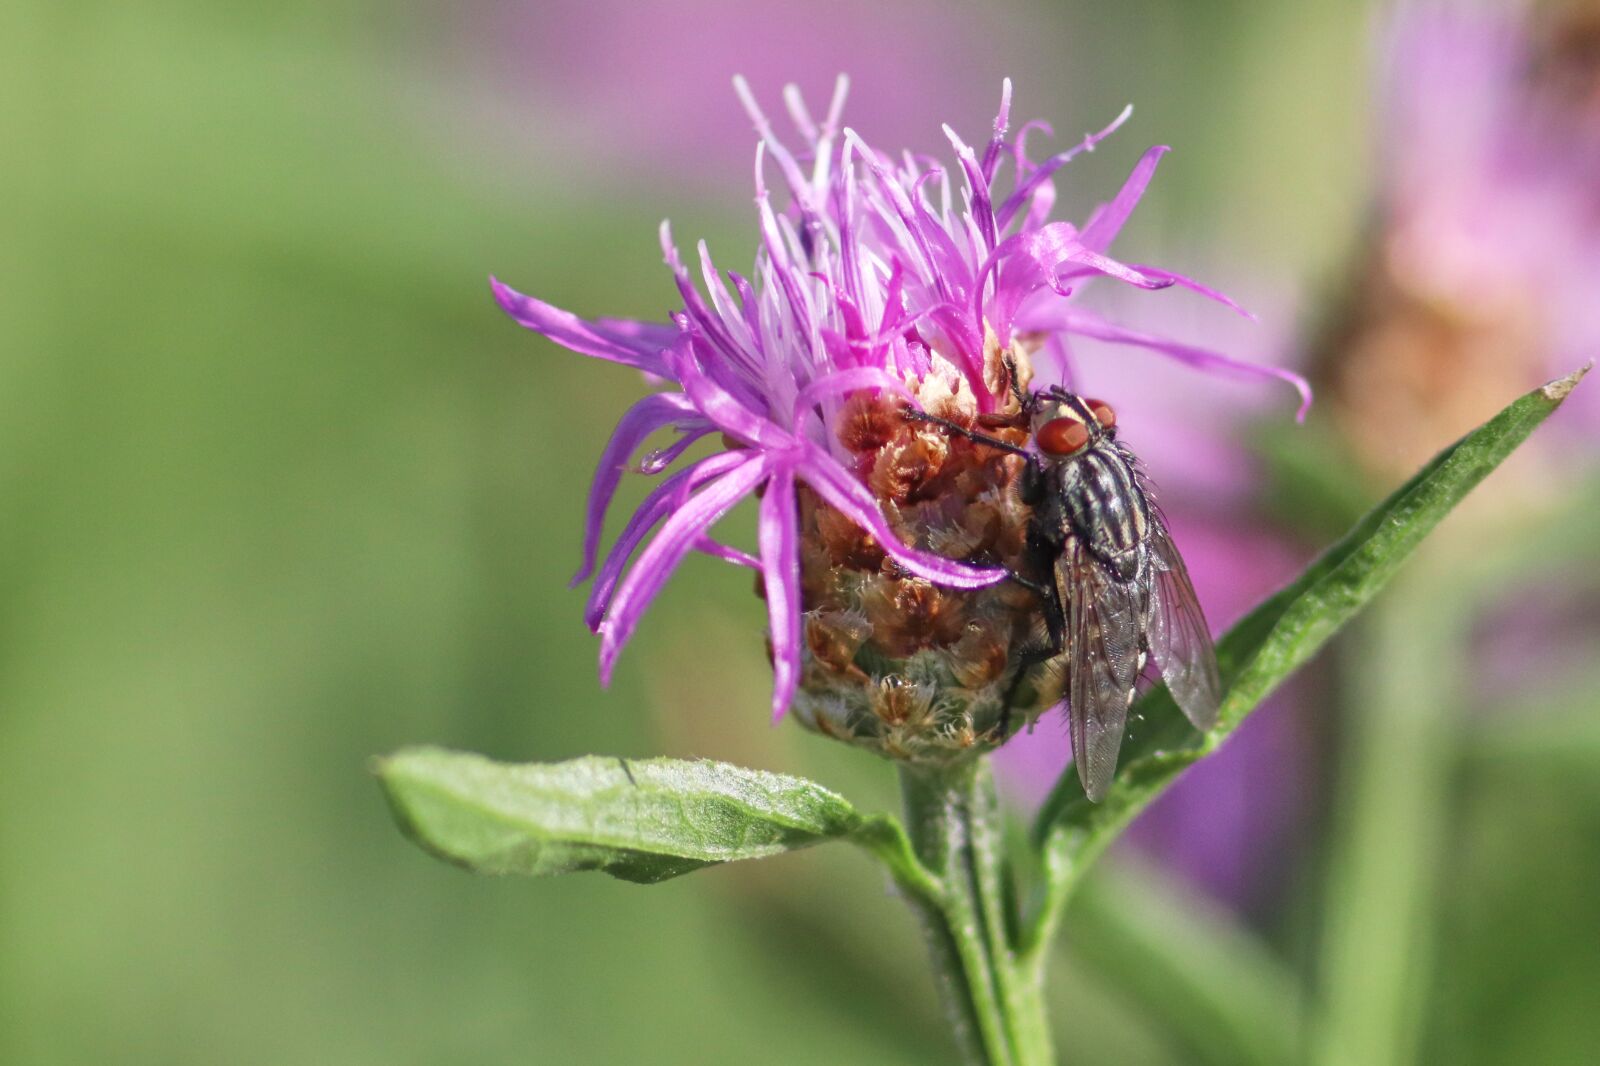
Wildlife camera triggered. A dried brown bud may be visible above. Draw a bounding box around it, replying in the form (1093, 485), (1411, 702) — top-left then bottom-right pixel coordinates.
(861, 575), (966, 656)
(835, 392), (903, 452)
(811, 495), (888, 570)
(947, 624), (1010, 689)
(805, 610), (872, 675)
(943, 717), (981, 749)
(868, 430), (950, 504)
(871, 676), (934, 727)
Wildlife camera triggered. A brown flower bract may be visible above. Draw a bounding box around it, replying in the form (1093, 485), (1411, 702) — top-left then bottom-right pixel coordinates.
(788, 356), (1064, 763)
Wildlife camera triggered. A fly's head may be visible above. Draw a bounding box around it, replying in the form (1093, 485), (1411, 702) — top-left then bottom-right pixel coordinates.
(1030, 389), (1118, 460)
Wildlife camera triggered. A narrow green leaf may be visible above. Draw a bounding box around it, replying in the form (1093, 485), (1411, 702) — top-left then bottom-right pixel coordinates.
(1065, 861), (1305, 1066)
(1308, 582), (1457, 1066)
(1028, 366), (1589, 928)
(378, 747), (866, 884)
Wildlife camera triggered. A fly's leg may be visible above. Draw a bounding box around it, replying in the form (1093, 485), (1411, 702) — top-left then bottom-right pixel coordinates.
(994, 521), (1066, 739)
(1004, 566), (1059, 613)
(903, 407), (1048, 502)
(1017, 450), (1046, 505)
(1002, 353), (1034, 413)
(995, 568), (1066, 739)
(901, 408), (1033, 458)
(901, 404), (1051, 502)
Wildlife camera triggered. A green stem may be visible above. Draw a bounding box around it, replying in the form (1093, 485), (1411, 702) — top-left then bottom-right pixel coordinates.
(1310, 568), (1459, 1066)
(898, 761), (1055, 1066)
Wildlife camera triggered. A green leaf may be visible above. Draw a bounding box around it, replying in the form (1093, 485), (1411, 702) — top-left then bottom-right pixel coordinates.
(377, 746), (868, 884)
(1026, 366), (1589, 936)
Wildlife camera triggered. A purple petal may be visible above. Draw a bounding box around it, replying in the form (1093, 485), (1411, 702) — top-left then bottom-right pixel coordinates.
(1126, 265), (1257, 318)
(926, 304), (989, 398)
(1056, 245), (1173, 290)
(592, 316), (681, 354)
(1020, 174), (1057, 233)
(989, 221), (1174, 306)
(598, 454), (772, 682)
(832, 163), (865, 311)
(1009, 119), (1056, 176)
(758, 465), (802, 722)
(638, 426), (711, 475)
(1026, 307), (1313, 420)
(819, 75), (849, 140)
(1079, 144), (1168, 253)
(726, 270), (766, 347)
(975, 222), (1083, 340)
(573, 391), (702, 585)
(943, 122), (996, 252)
(695, 536), (760, 570)
(800, 76), (851, 202)
(734, 75), (819, 211)
(668, 334), (793, 449)
(585, 450), (754, 630)
(791, 367), (913, 429)
(753, 147), (816, 339)
(977, 221), (1069, 297)
(781, 83), (820, 144)
(795, 445), (1008, 589)
(907, 186), (978, 296)
(995, 105), (1135, 231)
(696, 241), (760, 353)
(490, 277), (673, 376)
(659, 223), (747, 365)
(843, 128), (954, 303)
(980, 78), (1013, 184)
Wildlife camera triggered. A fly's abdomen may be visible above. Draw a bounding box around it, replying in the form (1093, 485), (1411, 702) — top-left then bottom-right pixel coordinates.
(1063, 448), (1149, 580)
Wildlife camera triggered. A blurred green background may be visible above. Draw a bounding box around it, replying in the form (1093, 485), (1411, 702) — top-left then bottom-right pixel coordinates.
(3, 1), (1598, 1063)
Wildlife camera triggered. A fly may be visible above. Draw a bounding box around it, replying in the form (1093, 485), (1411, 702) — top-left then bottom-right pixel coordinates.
(906, 371), (1221, 801)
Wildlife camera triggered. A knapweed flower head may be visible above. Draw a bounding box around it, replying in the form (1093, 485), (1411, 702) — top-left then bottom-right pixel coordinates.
(493, 77), (1308, 761)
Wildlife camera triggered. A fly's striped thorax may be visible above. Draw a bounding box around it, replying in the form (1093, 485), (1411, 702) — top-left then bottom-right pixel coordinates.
(1060, 444), (1150, 578)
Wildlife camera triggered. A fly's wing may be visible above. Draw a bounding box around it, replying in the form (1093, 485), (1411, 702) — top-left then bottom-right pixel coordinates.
(1061, 540), (1143, 802)
(1145, 522), (1222, 731)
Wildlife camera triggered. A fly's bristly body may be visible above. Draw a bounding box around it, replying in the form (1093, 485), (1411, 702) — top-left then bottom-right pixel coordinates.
(906, 373), (1222, 801)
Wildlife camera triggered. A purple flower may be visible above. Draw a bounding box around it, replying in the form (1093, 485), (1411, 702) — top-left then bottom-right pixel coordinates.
(493, 78), (1310, 727)
(468, 0), (1050, 182)
(1324, 2), (1600, 475)
(1379, 2), (1600, 343)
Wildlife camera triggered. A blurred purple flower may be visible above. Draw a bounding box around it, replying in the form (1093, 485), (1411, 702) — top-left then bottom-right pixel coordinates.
(1472, 578), (1600, 711)
(493, 78), (1308, 722)
(1380, 2), (1600, 357)
(468, 0), (1048, 181)
(1327, 1), (1600, 474)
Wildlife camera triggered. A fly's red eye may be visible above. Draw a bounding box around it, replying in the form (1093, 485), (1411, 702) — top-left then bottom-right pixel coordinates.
(1037, 417), (1090, 455)
(1081, 397), (1116, 428)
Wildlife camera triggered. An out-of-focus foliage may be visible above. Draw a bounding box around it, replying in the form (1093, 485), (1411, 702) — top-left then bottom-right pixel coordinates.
(3, 1), (1598, 1064)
